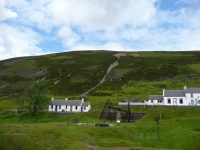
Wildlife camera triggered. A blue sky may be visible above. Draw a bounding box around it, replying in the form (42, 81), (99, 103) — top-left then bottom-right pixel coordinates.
(0, 0), (200, 60)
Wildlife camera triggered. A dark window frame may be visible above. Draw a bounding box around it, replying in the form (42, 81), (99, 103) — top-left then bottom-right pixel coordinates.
(168, 98), (171, 104)
(191, 93), (193, 98)
(179, 98), (183, 104)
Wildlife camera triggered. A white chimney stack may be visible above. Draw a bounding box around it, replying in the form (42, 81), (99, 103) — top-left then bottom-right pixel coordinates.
(82, 98), (84, 102)
(184, 85), (187, 90)
(51, 97), (54, 101)
(163, 89), (165, 96)
(65, 98), (68, 101)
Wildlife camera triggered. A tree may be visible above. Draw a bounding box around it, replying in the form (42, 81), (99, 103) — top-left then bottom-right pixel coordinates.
(18, 80), (50, 116)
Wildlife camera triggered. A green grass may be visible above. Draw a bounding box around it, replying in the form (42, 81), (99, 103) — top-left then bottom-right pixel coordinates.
(1, 51), (200, 149)
(0, 107), (200, 149)
(113, 68), (133, 79)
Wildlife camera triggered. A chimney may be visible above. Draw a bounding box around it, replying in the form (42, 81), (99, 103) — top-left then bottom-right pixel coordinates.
(163, 89), (165, 96)
(184, 85), (187, 90)
(82, 98), (84, 102)
(51, 97), (54, 101)
(65, 98), (68, 101)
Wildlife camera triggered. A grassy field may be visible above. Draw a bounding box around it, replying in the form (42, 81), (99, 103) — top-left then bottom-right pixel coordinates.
(0, 105), (200, 150)
(1, 51), (200, 149)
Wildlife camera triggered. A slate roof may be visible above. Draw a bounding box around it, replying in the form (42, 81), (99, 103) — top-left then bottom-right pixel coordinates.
(125, 98), (143, 102)
(51, 99), (66, 105)
(164, 90), (185, 97)
(82, 102), (90, 107)
(51, 99), (83, 106)
(66, 100), (83, 106)
(149, 95), (163, 100)
(185, 88), (200, 93)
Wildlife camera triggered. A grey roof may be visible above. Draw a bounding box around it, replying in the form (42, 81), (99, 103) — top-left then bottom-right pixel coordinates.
(82, 102), (90, 107)
(149, 95), (163, 100)
(185, 88), (200, 93)
(164, 90), (185, 97)
(51, 99), (82, 106)
(125, 98), (142, 102)
(51, 100), (67, 105)
(66, 100), (82, 106)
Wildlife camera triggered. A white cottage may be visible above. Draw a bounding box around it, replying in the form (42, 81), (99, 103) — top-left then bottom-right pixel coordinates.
(147, 86), (200, 106)
(49, 98), (91, 112)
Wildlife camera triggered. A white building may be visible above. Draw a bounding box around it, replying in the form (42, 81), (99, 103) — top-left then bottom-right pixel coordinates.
(49, 98), (91, 112)
(146, 86), (200, 106)
(118, 86), (200, 107)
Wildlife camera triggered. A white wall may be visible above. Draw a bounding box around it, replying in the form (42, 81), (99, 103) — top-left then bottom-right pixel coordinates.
(48, 104), (91, 112)
(163, 97), (188, 106)
(185, 93), (200, 106)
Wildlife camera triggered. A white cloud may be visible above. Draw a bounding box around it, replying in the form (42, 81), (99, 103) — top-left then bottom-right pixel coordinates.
(0, 0), (17, 21)
(0, 23), (43, 60)
(0, 0), (200, 60)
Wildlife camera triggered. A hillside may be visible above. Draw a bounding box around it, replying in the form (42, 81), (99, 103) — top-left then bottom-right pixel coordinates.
(1, 51), (200, 100)
(0, 51), (200, 149)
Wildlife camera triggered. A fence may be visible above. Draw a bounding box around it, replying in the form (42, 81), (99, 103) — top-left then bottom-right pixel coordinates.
(65, 120), (161, 141)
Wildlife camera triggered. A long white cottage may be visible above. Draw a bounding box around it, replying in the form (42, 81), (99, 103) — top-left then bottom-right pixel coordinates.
(49, 98), (91, 112)
(146, 85), (200, 106)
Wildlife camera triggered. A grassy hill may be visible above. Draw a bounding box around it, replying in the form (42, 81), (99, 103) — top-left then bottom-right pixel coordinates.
(1, 51), (200, 99)
(0, 50), (200, 149)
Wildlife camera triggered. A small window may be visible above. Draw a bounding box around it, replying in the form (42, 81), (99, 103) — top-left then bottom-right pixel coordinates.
(66, 105), (67, 109)
(168, 98), (171, 104)
(151, 100), (153, 103)
(51, 105), (53, 109)
(179, 98), (183, 104)
(198, 100), (200, 104)
(84, 107), (86, 110)
(75, 106), (78, 110)
(158, 100), (163, 103)
(59, 105), (61, 109)
(191, 93), (193, 98)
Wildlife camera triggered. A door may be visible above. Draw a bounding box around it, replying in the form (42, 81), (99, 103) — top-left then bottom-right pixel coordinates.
(55, 105), (58, 111)
(81, 107), (83, 112)
(70, 106), (72, 112)
(173, 98), (177, 106)
(191, 100), (194, 105)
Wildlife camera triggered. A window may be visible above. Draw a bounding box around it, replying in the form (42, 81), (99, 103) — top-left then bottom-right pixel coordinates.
(168, 98), (171, 104)
(59, 105), (61, 109)
(191, 93), (193, 98)
(51, 105), (53, 109)
(66, 105), (67, 109)
(198, 100), (200, 104)
(84, 107), (86, 110)
(179, 98), (183, 104)
(151, 100), (153, 103)
(75, 106), (78, 110)
(158, 100), (163, 103)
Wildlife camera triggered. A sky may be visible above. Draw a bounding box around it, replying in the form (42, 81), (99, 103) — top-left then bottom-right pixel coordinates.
(0, 0), (200, 60)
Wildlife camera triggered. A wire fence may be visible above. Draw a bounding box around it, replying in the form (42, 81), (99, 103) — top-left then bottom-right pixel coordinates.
(65, 120), (161, 141)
